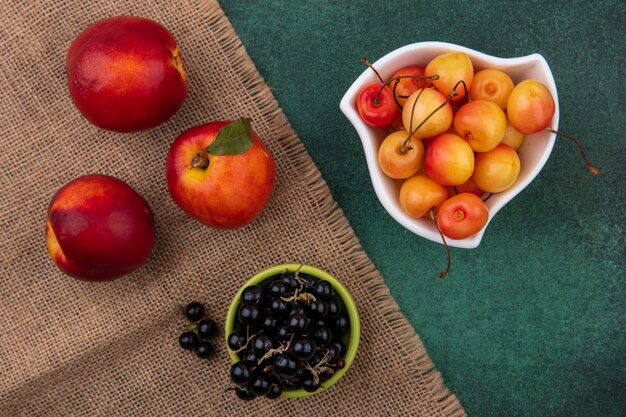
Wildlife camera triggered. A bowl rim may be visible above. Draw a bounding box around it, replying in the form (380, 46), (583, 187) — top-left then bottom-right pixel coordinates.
(340, 41), (559, 249)
(224, 263), (361, 398)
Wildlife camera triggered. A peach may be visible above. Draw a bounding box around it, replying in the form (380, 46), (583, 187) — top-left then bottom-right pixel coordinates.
(66, 16), (188, 132)
(45, 175), (155, 281)
(166, 121), (276, 229)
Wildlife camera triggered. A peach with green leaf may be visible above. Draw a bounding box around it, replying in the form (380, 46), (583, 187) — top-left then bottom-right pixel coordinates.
(166, 118), (276, 229)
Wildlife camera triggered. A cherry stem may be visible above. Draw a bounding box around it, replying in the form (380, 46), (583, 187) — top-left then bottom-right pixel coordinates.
(362, 58), (440, 107)
(399, 79), (434, 153)
(361, 57), (384, 83)
(387, 79), (402, 108)
(430, 209), (451, 279)
(386, 74), (439, 109)
(451, 79), (470, 101)
(545, 127), (599, 176)
(401, 86), (457, 152)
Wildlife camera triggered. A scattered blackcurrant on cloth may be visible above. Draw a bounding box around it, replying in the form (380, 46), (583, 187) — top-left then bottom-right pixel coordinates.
(227, 270), (350, 400)
(184, 301), (204, 322)
(197, 319), (217, 339)
(178, 301), (218, 359)
(178, 331), (199, 350)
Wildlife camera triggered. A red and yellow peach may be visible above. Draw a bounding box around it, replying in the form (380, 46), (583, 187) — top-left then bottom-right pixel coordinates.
(45, 175), (154, 281)
(166, 121), (276, 229)
(66, 16), (188, 132)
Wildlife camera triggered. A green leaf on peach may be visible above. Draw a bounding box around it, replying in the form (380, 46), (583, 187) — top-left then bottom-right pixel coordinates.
(205, 117), (253, 155)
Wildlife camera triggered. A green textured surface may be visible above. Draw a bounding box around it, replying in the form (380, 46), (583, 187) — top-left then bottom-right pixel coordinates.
(218, 1), (625, 416)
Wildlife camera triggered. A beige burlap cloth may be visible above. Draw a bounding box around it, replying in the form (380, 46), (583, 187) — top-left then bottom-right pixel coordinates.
(0, 0), (465, 415)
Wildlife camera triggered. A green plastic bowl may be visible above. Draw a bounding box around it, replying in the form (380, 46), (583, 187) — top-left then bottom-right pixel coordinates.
(225, 263), (360, 398)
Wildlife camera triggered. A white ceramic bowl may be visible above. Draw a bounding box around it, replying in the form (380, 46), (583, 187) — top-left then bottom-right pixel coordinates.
(340, 41), (559, 248)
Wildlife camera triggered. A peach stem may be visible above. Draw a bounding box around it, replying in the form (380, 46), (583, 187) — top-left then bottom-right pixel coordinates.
(190, 152), (209, 169)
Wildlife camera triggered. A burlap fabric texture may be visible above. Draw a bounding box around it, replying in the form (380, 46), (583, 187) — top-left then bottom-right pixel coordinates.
(0, 0), (465, 415)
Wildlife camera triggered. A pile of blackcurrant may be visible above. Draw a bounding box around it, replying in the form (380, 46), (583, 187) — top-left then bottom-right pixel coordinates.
(227, 270), (350, 400)
(178, 301), (218, 358)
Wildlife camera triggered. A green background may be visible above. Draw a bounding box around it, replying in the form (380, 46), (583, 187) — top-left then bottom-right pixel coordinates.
(218, 1), (625, 416)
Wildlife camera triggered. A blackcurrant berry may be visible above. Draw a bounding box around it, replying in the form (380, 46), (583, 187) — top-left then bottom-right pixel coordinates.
(313, 318), (329, 328)
(287, 312), (309, 333)
(266, 384), (282, 399)
(313, 327), (333, 346)
(294, 367), (309, 382)
(319, 367), (334, 381)
(302, 375), (320, 393)
(308, 299), (328, 318)
(302, 275), (318, 291)
(241, 285), (263, 305)
(331, 340), (345, 357)
(227, 331), (246, 351)
(197, 319), (217, 339)
(179, 331), (199, 350)
(238, 304), (262, 326)
(290, 337), (316, 360)
(280, 378), (300, 391)
(268, 280), (289, 298)
(313, 281), (333, 300)
(280, 273), (298, 291)
(274, 353), (300, 378)
(327, 345), (339, 361)
(327, 298), (342, 317)
(195, 341), (214, 358)
(230, 361), (253, 385)
(240, 349), (257, 366)
(234, 386), (256, 401)
(269, 298), (289, 316)
(308, 353), (323, 367)
(335, 358), (346, 369)
(184, 302), (204, 322)
(290, 303), (306, 316)
(334, 314), (350, 332)
(252, 335), (274, 357)
(262, 315), (278, 333)
(250, 374), (271, 396)
(276, 325), (294, 343)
